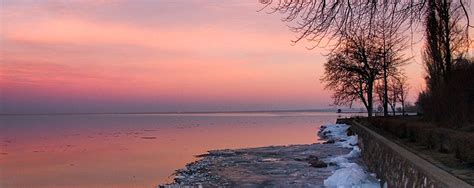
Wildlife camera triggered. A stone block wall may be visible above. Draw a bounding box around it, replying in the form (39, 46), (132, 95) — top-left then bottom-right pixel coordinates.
(339, 119), (471, 188)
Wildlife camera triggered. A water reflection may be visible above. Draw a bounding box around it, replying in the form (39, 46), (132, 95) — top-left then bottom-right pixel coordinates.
(0, 112), (358, 188)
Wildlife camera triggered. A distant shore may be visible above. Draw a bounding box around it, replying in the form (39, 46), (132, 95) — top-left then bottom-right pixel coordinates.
(0, 109), (367, 116)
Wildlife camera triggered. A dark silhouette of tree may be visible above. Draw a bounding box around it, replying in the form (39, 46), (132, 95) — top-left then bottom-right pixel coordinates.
(420, 0), (470, 123)
(437, 0), (470, 80)
(387, 78), (399, 116)
(396, 75), (409, 115)
(322, 28), (381, 117)
(424, 0), (445, 91)
(259, 0), (471, 48)
(259, 0), (471, 121)
(372, 4), (411, 116)
(424, 0), (469, 89)
(316, 4), (410, 117)
(375, 73), (409, 116)
(419, 57), (474, 125)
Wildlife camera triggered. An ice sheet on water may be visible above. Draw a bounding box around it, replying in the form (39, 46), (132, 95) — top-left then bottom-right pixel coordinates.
(324, 162), (380, 188)
(320, 124), (380, 188)
(329, 155), (349, 164)
(328, 146), (361, 164)
(339, 135), (358, 148)
(319, 124), (350, 140)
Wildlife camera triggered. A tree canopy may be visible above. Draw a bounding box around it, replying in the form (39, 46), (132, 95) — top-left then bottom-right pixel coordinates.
(259, 0), (471, 49)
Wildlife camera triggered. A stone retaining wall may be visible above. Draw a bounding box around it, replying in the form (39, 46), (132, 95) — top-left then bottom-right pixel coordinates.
(337, 119), (472, 188)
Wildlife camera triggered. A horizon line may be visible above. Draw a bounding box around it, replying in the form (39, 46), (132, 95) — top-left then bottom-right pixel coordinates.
(0, 108), (366, 116)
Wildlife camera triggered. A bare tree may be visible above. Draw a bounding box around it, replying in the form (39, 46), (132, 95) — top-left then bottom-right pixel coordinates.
(371, 3), (411, 116)
(396, 75), (409, 115)
(387, 78), (399, 116)
(259, 0), (471, 120)
(375, 79), (398, 116)
(322, 28), (382, 117)
(375, 73), (409, 116)
(259, 0), (471, 49)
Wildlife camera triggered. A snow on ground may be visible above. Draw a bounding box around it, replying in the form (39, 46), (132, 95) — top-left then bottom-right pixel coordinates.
(319, 123), (381, 188)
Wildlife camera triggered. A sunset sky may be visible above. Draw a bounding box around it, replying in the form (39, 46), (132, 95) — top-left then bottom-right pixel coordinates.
(0, 0), (439, 113)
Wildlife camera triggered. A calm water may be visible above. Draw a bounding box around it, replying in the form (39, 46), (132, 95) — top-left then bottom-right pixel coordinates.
(0, 112), (355, 188)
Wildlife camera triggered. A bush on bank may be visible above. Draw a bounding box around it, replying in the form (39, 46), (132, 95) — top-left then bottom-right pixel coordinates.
(362, 117), (474, 165)
(417, 61), (474, 127)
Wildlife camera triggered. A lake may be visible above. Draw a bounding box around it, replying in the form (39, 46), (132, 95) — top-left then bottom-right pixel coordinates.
(0, 112), (356, 188)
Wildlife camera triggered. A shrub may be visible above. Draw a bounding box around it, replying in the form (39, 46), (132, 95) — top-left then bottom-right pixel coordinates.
(406, 122), (430, 143)
(417, 62), (474, 127)
(451, 133), (474, 164)
(364, 117), (474, 164)
(396, 122), (408, 138)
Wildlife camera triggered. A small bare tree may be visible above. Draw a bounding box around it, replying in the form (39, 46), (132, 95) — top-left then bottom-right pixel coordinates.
(388, 78), (400, 116)
(396, 75), (409, 115)
(375, 79), (397, 116)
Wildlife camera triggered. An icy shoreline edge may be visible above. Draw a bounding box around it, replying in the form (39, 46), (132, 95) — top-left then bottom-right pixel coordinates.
(318, 123), (380, 187)
(160, 123), (381, 187)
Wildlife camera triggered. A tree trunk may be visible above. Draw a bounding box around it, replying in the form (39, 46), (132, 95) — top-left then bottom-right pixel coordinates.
(442, 0), (452, 81)
(367, 80), (374, 117)
(383, 66), (389, 116)
(402, 104), (405, 115)
(401, 98), (405, 115)
(382, 29), (389, 117)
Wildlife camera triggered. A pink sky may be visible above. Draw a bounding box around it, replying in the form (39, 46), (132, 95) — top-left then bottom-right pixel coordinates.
(1, 0), (428, 113)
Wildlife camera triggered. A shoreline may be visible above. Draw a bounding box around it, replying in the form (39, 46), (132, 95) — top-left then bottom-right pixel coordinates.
(160, 123), (380, 187)
(0, 110), (366, 117)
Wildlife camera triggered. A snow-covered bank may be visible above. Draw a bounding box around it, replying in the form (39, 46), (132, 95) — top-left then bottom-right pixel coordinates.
(318, 124), (380, 188)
